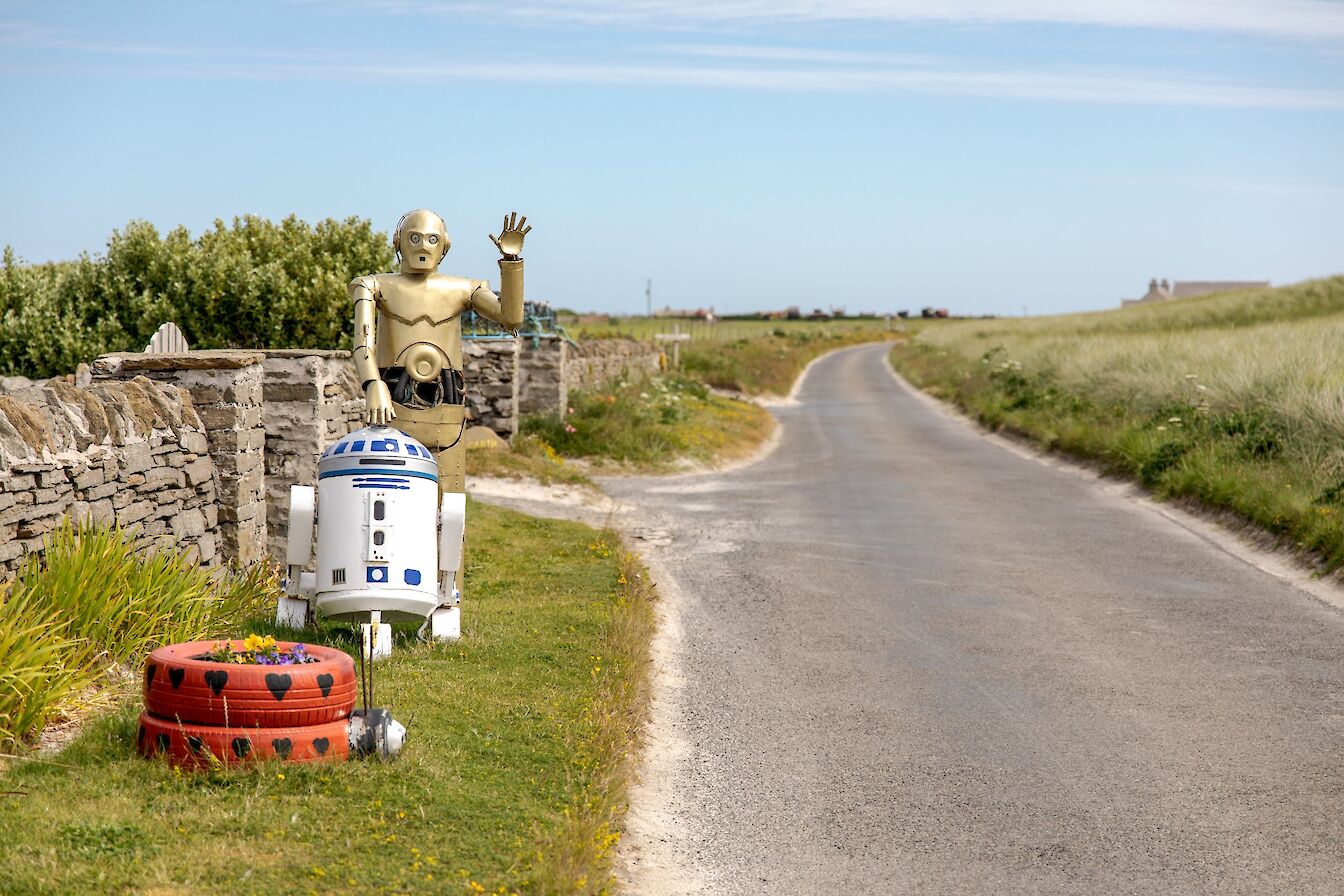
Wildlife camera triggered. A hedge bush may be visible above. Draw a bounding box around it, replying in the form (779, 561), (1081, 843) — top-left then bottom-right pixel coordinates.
(0, 215), (392, 378)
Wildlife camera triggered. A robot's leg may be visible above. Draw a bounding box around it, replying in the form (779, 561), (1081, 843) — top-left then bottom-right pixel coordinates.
(426, 492), (465, 642)
(360, 612), (393, 661)
(276, 486), (316, 629)
(276, 594), (310, 629)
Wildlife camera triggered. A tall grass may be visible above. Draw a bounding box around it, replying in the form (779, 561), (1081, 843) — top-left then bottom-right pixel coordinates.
(0, 608), (93, 752)
(0, 520), (276, 748)
(892, 275), (1344, 571)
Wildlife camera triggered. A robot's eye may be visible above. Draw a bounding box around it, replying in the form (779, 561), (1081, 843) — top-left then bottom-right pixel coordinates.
(410, 234), (421, 244)
(427, 235), (439, 245)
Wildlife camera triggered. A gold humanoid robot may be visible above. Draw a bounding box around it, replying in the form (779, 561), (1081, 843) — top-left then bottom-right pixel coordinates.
(350, 209), (530, 639)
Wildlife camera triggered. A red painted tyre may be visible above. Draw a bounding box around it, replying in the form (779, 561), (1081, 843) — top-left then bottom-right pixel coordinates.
(143, 640), (356, 728)
(137, 711), (348, 768)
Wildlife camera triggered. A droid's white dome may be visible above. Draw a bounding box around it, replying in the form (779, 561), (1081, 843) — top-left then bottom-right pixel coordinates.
(319, 425), (439, 480)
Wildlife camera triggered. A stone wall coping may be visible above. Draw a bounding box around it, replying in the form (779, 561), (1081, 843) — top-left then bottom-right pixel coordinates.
(94, 351), (266, 374)
(260, 349), (352, 360)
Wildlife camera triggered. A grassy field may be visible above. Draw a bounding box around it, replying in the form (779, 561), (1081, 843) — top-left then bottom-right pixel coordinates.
(566, 315), (897, 345)
(0, 501), (653, 896)
(680, 326), (897, 395)
(890, 275), (1344, 571)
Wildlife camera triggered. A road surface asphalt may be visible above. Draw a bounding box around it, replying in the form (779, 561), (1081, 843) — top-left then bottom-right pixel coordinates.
(603, 342), (1344, 895)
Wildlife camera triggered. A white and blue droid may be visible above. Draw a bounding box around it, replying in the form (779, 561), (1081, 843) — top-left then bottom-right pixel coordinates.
(277, 425), (465, 648)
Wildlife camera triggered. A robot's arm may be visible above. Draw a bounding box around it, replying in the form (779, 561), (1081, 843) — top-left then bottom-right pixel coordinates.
(350, 276), (396, 424)
(469, 264), (523, 331)
(470, 212), (530, 330)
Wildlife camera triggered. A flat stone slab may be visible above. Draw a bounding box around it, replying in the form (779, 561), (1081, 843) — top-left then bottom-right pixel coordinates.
(94, 351), (266, 374)
(463, 426), (508, 450)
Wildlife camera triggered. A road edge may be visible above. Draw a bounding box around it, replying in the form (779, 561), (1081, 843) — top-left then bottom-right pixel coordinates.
(880, 346), (1344, 616)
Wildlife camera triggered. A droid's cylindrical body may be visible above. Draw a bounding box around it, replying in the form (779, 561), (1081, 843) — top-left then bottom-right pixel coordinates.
(314, 426), (440, 622)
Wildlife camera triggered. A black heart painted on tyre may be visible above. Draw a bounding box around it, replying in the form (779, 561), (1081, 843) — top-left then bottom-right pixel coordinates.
(271, 737), (293, 759)
(313, 737), (330, 755)
(231, 737), (252, 759)
(265, 673), (292, 701)
(204, 670), (228, 696)
(317, 673), (334, 698)
(155, 732), (169, 753)
(169, 667), (185, 689)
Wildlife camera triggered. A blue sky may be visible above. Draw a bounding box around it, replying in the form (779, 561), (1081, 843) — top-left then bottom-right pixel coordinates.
(1, 1), (1341, 317)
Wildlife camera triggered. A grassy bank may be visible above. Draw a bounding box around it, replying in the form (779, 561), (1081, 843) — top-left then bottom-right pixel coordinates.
(521, 375), (773, 470)
(0, 501), (654, 895)
(890, 275), (1344, 571)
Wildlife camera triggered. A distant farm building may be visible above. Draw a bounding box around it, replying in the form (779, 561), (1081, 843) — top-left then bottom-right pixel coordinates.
(1122, 278), (1269, 307)
(653, 305), (715, 320)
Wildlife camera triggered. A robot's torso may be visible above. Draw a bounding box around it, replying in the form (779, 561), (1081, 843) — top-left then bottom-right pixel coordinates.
(361, 272), (488, 372)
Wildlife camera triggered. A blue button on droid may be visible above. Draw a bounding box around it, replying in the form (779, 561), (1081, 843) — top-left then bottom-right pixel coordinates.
(404, 568), (421, 586)
(366, 566), (387, 583)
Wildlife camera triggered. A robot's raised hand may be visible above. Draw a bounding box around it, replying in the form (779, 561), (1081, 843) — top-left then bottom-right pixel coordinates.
(365, 380), (397, 425)
(489, 212), (531, 260)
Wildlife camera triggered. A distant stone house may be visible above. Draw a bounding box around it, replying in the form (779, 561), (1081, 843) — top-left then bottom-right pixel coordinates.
(1121, 278), (1269, 307)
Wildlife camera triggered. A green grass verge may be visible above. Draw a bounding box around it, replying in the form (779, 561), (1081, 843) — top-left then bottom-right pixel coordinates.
(888, 275), (1344, 572)
(465, 434), (597, 487)
(520, 375), (774, 470)
(0, 501), (654, 896)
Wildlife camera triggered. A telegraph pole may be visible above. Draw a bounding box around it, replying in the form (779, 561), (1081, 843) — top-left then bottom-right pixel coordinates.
(646, 279), (652, 318)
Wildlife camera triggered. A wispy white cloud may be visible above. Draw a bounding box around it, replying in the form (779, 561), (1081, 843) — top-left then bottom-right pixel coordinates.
(194, 57), (1344, 110)
(6, 19), (1341, 110)
(337, 0), (1344, 41)
(653, 44), (939, 67)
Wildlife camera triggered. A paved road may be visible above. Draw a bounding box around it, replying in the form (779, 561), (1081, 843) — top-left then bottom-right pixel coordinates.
(606, 343), (1344, 895)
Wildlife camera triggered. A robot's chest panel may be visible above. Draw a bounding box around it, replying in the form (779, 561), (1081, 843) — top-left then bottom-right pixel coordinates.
(377, 277), (471, 327)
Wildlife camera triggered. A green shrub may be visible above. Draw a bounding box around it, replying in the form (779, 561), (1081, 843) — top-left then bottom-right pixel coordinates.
(0, 216), (392, 378)
(0, 520), (277, 747)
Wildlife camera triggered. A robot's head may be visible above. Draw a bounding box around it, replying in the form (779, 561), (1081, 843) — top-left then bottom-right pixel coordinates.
(393, 209), (451, 273)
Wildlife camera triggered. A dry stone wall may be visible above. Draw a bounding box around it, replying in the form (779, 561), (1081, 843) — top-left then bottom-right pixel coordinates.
(0, 376), (219, 578)
(565, 338), (662, 391)
(463, 340), (520, 439)
(517, 337), (568, 420)
(260, 351), (363, 561)
(92, 352), (268, 566)
(1, 336), (555, 577)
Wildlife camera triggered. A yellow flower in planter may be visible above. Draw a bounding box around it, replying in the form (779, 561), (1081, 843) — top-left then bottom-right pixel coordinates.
(242, 633), (277, 653)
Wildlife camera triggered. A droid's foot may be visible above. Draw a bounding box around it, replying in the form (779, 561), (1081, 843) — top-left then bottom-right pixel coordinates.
(360, 622), (393, 660)
(427, 606), (460, 642)
(275, 595), (309, 630)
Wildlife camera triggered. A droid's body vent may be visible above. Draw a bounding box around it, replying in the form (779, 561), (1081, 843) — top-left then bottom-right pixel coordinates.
(332, 567), (346, 585)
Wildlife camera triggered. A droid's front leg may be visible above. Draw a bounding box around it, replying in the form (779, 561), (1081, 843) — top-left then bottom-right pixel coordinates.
(276, 485), (316, 628)
(429, 492), (465, 642)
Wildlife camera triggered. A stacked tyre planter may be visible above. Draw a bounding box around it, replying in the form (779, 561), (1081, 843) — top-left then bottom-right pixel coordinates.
(138, 640), (357, 768)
